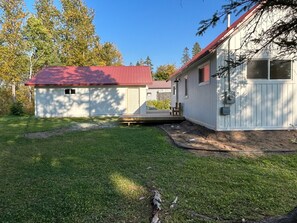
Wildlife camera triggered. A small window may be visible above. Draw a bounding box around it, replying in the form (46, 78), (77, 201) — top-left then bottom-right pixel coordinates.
(65, 88), (76, 95)
(270, 60), (291, 79)
(247, 60), (268, 79)
(65, 89), (70, 94)
(198, 63), (210, 84)
(173, 86), (176, 95)
(184, 77), (188, 96)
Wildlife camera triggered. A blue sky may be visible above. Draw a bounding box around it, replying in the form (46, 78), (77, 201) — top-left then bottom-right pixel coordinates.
(24, 0), (233, 71)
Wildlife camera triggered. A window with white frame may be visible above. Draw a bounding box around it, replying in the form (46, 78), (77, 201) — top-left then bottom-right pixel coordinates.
(247, 59), (292, 80)
(198, 62), (210, 84)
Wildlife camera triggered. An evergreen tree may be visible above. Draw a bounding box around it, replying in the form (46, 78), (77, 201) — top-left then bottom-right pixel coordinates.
(136, 58), (144, 66)
(181, 47), (190, 65)
(60, 0), (100, 66)
(154, 64), (176, 81)
(0, 0), (27, 100)
(144, 56), (153, 72)
(192, 42), (201, 57)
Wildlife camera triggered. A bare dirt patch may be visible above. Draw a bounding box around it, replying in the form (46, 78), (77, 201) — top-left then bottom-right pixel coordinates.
(161, 121), (297, 156)
(24, 122), (117, 139)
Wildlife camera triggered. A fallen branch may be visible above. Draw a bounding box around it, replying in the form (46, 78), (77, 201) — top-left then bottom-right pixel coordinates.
(151, 190), (162, 223)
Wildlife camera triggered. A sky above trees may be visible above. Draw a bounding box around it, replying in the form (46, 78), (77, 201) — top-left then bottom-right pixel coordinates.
(24, 0), (237, 70)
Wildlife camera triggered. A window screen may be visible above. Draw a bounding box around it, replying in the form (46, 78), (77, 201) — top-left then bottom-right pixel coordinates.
(270, 60), (291, 79)
(65, 89), (70, 94)
(247, 60), (268, 79)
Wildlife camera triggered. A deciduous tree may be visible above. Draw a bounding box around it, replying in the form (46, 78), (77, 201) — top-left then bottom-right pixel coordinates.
(0, 0), (27, 100)
(154, 64), (176, 81)
(60, 0), (99, 66)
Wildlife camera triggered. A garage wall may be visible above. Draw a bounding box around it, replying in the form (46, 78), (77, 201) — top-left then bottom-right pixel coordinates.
(35, 86), (147, 117)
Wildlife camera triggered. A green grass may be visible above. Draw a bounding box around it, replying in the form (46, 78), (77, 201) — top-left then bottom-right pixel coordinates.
(0, 116), (297, 222)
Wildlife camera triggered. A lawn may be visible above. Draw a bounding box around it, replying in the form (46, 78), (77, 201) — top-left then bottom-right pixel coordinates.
(0, 116), (297, 223)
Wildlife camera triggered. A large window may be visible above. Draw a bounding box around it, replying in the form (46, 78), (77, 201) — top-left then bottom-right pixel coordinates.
(247, 59), (292, 80)
(198, 63), (210, 84)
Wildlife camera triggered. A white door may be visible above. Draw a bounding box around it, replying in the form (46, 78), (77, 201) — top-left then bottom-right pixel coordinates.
(127, 88), (140, 114)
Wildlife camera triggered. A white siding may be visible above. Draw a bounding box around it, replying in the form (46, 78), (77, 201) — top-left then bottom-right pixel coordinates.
(216, 9), (297, 130)
(35, 86), (147, 117)
(172, 54), (217, 130)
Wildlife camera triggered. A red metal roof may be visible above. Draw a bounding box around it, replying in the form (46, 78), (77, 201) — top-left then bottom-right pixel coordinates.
(25, 66), (153, 87)
(170, 4), (259, 79)
(148, 81), (171, 89)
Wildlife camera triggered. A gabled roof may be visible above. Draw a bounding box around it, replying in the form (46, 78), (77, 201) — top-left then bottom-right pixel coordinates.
(25, 66), (153, 87)
(148, 81), (171, 89)
(170, 4), (259, 79)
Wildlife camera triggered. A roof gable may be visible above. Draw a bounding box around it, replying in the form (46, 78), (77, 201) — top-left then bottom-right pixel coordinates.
(170, 4), (259, 79)
(25, 66), (153, 87)
(148, 81), (171, 89)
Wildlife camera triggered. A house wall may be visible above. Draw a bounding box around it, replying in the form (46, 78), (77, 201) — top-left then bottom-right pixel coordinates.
(171, 54), (218, 130)
(35, 86), (147, 117)
(216, 10), (297, 130)
(146, 88), (171, 101)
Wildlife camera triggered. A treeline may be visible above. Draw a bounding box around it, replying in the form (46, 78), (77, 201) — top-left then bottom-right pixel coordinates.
(134, 41), (201, 81)
(0, 0), (122, 115)
(133, 56), (176, 81)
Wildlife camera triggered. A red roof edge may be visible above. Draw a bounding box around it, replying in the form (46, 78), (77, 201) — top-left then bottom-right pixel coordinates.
(169, 3), (260, 80)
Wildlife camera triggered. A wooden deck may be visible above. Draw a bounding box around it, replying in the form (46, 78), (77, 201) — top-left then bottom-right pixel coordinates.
(120, 111), (184, 125)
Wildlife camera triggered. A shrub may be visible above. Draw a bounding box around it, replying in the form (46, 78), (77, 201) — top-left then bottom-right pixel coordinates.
(10, 101), (24, 116)
(147, 99), (170, 110)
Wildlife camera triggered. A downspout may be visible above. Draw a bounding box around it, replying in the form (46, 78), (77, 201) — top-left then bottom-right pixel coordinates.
(227, 13), (231, 93)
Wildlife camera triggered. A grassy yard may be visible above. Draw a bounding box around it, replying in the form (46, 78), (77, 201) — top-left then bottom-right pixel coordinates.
(0, 116), (297, 223)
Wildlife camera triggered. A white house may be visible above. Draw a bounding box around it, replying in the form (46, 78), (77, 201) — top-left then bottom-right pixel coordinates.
(169, 6), (297, 131)
(147, 81), (171, 101)
(25, 66), (152, 117)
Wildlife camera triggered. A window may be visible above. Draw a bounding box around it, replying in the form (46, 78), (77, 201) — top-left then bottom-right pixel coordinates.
(184, 77), (188, 97)
(65, 88), (76, 94)
(198, 63), (210, 84)
(173, 86), (176, 95)
(247, 59), (292, 80)
(270, 60), (291, 79)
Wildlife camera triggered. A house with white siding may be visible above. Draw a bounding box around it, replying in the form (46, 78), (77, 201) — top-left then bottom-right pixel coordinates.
(169, 6), (297, 131)
(25, 66), (152, 117)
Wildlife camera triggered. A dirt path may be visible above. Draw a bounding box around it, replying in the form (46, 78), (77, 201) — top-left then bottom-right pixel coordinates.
(161, 121), (297, 156)
(24, 122), (117, 139)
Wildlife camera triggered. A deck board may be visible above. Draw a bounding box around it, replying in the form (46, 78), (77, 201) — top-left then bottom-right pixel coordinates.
(120, 112), (184, 124)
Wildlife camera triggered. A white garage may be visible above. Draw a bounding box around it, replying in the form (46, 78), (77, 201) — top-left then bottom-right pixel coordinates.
(25, 66), (152, 117)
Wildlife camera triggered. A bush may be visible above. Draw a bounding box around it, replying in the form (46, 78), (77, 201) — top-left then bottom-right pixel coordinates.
(0, 87), (13, 115)
(147, 99), (170, 110)
(10, 101), (24, 116)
